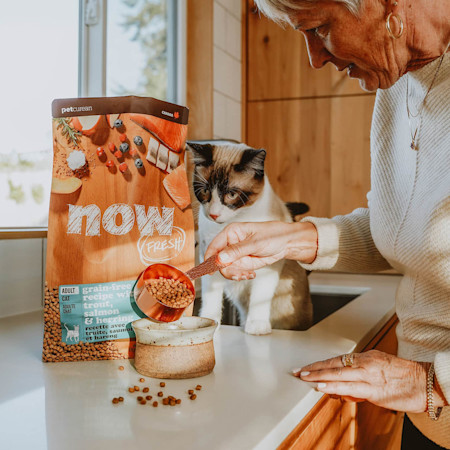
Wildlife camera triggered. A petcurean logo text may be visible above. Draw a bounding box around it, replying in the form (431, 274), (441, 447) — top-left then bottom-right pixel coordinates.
(61, 106), (93, 114)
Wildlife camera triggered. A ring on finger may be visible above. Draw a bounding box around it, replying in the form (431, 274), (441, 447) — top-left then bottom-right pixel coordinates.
(341, 353), (354, 367)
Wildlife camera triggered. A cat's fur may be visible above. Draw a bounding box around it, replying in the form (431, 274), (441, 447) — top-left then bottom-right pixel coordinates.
(188, 140), (312, 335)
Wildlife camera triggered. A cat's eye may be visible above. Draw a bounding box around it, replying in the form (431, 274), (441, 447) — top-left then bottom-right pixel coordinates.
(225, 191), (239, 202)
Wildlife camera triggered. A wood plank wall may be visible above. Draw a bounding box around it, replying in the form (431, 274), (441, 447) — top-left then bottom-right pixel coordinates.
(244, 0), (375, 218)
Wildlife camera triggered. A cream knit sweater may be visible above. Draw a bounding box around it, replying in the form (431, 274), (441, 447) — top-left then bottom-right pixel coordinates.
(301, 55), (450, 447)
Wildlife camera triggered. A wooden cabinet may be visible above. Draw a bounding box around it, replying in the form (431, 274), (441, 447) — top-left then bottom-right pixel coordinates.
(279, 315), (404, 450)
(244, 0), (376, 217)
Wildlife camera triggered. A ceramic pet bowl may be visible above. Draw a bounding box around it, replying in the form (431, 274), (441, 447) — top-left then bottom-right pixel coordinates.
(132, 316), (218, 379)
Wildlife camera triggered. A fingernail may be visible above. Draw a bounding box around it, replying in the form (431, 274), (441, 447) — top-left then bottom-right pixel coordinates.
(292, 368), (302, 375)
(300, 371), (310, 377)
(219, 252), (232, 264)
(232, 276), (239, 281)
(317, 383), (327, 389)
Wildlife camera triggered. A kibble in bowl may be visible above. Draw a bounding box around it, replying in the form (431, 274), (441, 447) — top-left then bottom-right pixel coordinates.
(132, 317), (218, 379)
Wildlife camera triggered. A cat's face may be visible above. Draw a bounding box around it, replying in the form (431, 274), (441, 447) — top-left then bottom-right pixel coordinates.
(189, 142), (266, 223)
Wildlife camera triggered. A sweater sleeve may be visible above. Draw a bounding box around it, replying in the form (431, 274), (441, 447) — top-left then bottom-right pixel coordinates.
(435, 352), (450, 404)
(299, 207), (392, 273)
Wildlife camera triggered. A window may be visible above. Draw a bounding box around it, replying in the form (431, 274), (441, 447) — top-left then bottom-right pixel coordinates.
(0, 0), (182, 230)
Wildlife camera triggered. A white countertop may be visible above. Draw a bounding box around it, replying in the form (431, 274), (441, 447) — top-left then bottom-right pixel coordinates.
(0, 273), (401, 450)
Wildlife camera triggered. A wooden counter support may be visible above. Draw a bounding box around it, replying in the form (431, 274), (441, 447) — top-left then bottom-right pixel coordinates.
(279, 315), (403, 450)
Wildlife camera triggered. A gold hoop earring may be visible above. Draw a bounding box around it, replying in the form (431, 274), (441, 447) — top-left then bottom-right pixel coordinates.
(386, 12), (404, 39)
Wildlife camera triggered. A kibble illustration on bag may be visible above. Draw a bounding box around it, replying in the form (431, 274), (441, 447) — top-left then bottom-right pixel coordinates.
(43, 96), (193, 362)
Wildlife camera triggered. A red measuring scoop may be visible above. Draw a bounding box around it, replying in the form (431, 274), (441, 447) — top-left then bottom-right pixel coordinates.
(133, 255), (229, 322)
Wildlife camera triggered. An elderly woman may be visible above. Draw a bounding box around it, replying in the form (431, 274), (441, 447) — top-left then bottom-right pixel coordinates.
(204, 0), (450, 447)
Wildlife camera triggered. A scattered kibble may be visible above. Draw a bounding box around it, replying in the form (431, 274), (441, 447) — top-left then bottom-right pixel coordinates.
(188, 390), (194, 395)
(140, 378), (145, 383)
(176, 399), (181, 405)
(137, 396), (143, 402)
(145, 395), (152, 401)
(160, 382), (165, 387)
(134, 386), (140, 391)
(134, 158), (144, 169)
(120, 143), (129, 153)
(119, 163), (128, 173)
(140, 400), (147, 405)
(157, 391), (163, 397)
(190, 394), (197, 400)
(96, 147), (104, 157)
(143, 387), (149, 393)
(118, 397), (124, 402)
(108, 142), (115, 151)
(106, 160), (114, 168)
(119, 133), (127, 142)
(195, 385), (202, 391)
(114, 119), (123, 128)
(146, 278), (194, 309)
(112, 398), (119, 404)
(134, 136), (143, 146)
(152, 401), (158, 407)
(128, 387), (135, 393)
(118, 366), (124, 371)
(162, 398), (169, 405)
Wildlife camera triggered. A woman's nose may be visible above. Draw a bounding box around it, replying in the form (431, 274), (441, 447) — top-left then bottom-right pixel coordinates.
(303, 35), (332, 69)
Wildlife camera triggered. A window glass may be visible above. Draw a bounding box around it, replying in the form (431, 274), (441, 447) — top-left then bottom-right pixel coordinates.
(106, 0), (170, 100)
(0, 1), (79, 227)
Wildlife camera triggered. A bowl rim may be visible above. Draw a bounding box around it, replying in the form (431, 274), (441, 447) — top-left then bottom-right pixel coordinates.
(131, 316), (218, 333)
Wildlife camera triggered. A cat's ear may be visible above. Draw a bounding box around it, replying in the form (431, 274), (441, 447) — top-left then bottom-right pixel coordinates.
(234, 148), (266, 178)
(187, 142), (213, 167)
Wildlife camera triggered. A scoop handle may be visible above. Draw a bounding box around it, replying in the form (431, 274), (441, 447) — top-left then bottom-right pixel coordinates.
(185, 254), (228, 280)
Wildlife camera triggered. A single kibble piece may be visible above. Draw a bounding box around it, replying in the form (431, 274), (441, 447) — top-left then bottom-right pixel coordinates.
(160, 382), (165, 387)
(128, 387), (135, 393)
(139, 378), (145, 383)
(169, 399), (176, 406)
(188, 390), (194, 395)
(176, 399), (181, 405)
(114, 119), (123, 128)
(195, 385), (202, 391)
(134, 158), (144, 168)
(152, 401), (158, 407)
(137, 396), (143, 402)
(146, 278), (194, 309)
(134, 386), (140, 391)
(119, 142), (129, 153)
(108, 142), (115, 151)
(112, 398), (119, 404)
(140, 400), (147, 405)
(118, 366), (124, 371)
(157, 391), (163, 397)
(143, 387), (149, 393)
(118, 397), (124, 402)
(106, 160), (114, 168)
(145, 395), (152, 401)
(119, 163), (128, 173)
(168, 396), (174, 401)
(162, 398), (169, 405)
(119, 133), (127, 142)
(190, 394), (197, 400)
(134, 136), (143, 146)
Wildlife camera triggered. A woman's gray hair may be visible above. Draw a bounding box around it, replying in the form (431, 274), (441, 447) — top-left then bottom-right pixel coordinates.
(254, 0), (361, 23)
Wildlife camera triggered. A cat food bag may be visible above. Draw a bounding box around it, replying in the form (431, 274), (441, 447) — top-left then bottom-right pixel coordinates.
(43, 96), (193, 362)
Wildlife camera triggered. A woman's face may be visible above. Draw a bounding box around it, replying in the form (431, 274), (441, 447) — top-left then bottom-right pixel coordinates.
(288, 0), (403, 91)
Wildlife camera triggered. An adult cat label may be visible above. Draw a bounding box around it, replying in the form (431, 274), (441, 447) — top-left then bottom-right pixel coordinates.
(59, 281), (143, 345)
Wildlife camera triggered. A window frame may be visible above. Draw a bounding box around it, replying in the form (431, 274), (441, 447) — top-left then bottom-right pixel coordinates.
(0, 0), (185, 239)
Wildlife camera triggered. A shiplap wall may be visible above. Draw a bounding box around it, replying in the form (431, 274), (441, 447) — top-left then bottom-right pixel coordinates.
(213, 0), (242, 141)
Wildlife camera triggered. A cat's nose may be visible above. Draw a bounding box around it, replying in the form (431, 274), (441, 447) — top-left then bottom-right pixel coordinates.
(210, 214), (219, 221)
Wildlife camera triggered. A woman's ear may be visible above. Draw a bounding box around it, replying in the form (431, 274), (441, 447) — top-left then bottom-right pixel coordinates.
(187, 142), (214, 166)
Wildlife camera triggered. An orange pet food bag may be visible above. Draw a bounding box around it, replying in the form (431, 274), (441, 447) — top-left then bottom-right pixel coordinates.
(43, 96), (193, 362)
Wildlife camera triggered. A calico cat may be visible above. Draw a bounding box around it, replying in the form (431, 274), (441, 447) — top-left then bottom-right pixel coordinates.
(188, 140), (312, 335)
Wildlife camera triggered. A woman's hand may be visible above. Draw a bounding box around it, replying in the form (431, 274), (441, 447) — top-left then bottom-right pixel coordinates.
(293, 350), (441, 413)
(204, 221), (318, 280)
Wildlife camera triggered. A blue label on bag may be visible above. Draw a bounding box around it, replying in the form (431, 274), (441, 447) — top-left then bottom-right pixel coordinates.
(59, 280), (144, 345)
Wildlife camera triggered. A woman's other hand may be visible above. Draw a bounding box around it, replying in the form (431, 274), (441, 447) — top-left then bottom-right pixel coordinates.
(294, 350), (447, 413)
(204, 221), (318, 280)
